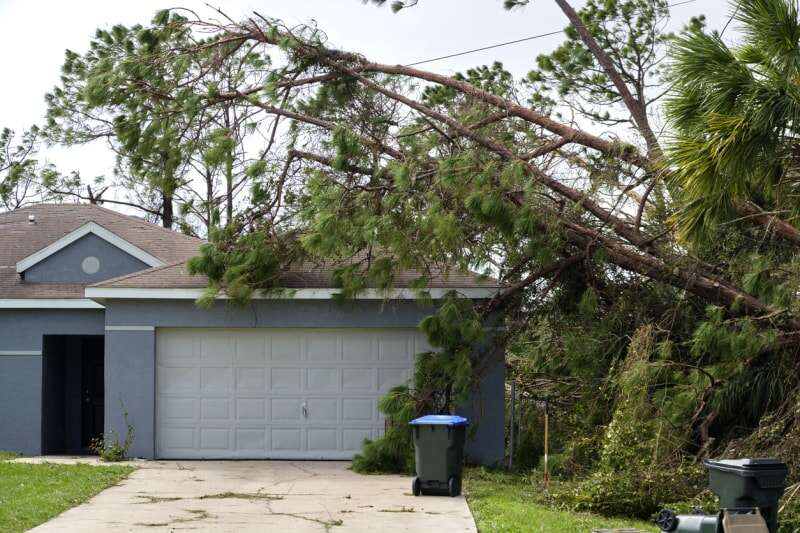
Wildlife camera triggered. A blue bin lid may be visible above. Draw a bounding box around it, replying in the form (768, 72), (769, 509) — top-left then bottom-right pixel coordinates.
(409, 415), (469, 427)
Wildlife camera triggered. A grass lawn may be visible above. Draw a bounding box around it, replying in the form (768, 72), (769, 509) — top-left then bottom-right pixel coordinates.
(464, 469), (658, 533)
(0, 450), (21, 461)
(0, 454), (134, 533)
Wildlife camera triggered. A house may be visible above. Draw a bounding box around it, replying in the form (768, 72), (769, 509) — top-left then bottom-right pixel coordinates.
(0, 204), (504, 463)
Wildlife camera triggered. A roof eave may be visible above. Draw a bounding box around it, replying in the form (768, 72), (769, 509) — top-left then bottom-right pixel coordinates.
(0, 298), (105, 309)
(84, 287), (498, 300)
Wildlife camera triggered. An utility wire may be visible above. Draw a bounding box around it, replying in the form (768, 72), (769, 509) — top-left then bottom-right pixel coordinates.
(720, 0), (740, 37)
(406, 30), (564, 66)
(405, 0), (698, 67)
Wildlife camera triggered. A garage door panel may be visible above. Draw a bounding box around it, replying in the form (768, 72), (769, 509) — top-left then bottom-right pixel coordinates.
(307, 398), (337, 421)
(271, 428), (302, 450)
(342, 335), (373, 362)
(163, 427), (195, 449)
(378, 367), (409, 392)
(161, 397), (196, 421)
(342, 368), (374, 391)
(378, 336), (411, 362)
(236, 428), (267, 450)
(157, 328), (423, 459)
(200, 428), (230, 449)
(307, 367), (339, 391)
(160, 366), (200, 393)
(271, 334), (303, 361)
(307, 334), (339, 361)
(272, 398), (302, 421)
(200, 333), (234, 364)
(235, 332), (269, 364)
(201, 367), (232, 393)
(271, 367), (301, 391)
(343, 398), (374, 422)
(157, 332), (198, 364)
(236, 367), (266, 392)
(236, 398), (266, 420)
(308, 428), (338, 451)
(200, 398), (230, 420)
(343, 428), (372, 451)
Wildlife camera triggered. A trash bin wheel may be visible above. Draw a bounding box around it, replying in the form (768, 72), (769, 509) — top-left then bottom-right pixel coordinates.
(412, 477), (422, 496)
(448, 476), (461, 497)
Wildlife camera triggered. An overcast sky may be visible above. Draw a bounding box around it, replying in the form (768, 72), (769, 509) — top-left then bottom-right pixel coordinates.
(0, 0), (730, 196)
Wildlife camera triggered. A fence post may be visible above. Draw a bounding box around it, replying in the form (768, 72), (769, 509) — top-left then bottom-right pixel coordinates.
(509, 380), (516, 470)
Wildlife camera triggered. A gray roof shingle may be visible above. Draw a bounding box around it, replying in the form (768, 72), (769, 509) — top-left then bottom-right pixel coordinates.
(1, 203), (497, 299)
(0, 203), (201, 299)
(91, 260), (498, 290)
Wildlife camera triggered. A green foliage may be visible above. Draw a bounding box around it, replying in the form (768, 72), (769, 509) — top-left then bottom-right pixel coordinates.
(187, 224), (299, 306)
(690, 307), (776, 361)
(522, 0), (672, 125)
(550, 464), (706, 519)
(352, 386), (416, 474)
(464, 468), (659, 533)
(90, 406), (135, 462)
(0, 461), (133, 533)
(42, 5), (800, 518)
(665, 0), (800, 243)
(353, 293), (487, 473)
(0, 127), (59, 210)
(45, 10), (273, 231)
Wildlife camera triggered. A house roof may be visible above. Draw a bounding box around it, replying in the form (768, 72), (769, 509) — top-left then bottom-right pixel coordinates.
(1, 203), (498, 302)
(90, 260), (499, 290)
(0, 203), (201, 300)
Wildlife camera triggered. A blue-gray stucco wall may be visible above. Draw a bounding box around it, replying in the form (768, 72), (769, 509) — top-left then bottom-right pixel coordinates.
(23, 233), (149, 283)
(0, 309), (104, 455)
(0, 355), (42, 454)
(0, 300), (504, 464)
(103, 299), (505, 465)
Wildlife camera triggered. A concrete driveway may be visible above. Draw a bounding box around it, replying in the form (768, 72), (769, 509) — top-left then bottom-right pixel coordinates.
(23, 458), (477, 532)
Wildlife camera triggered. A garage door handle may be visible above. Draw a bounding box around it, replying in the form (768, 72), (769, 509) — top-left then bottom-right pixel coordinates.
(301, 402), (308, 418)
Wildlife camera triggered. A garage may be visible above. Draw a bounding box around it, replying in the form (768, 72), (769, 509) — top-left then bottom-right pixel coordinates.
(155, 327), (429, 459)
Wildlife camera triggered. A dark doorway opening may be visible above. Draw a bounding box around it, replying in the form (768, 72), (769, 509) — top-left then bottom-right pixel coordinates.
(41, 335), (105, 455)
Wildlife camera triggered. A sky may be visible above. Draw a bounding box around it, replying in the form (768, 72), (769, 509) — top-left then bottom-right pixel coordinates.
(0, 0), (731, 201)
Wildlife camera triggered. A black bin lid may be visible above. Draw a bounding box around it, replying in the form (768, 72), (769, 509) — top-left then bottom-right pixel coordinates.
(704, 458), (788, 474)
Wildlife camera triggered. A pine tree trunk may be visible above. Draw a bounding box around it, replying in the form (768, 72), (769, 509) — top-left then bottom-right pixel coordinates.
(162, 192), (174, 229)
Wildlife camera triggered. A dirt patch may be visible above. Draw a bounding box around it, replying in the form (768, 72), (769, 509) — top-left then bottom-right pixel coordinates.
(134, 491), (284, 504)
(270, 512), (343, 531)
(135, 509), (211, 527)
(199, 491), (284, 501)
(134, 495), (182, 504)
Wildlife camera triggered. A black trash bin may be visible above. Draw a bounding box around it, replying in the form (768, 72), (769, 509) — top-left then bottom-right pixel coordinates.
(705, 458), (789, 533)
(657, 458), (790, 533)
(409, 415), (468, 497)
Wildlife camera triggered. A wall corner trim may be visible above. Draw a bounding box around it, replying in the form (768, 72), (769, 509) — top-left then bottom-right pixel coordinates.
(104, 325), (156, 331)
(0, 299), (105, 309)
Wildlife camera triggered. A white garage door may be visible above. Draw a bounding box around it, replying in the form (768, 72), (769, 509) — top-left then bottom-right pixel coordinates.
(155, 328), (428, 459)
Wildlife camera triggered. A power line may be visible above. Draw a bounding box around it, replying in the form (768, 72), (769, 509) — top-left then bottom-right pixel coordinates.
(405, 0), (698, 67)
(405, 30), (564, 67)
(720, 0), (740, 37)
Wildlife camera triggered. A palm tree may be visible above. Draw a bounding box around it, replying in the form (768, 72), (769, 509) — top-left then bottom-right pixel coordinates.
(666, 0), (800, 243)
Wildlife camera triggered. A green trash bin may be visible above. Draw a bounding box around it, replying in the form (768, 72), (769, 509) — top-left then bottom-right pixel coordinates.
(409, 415), (468, 497)
(704, 458), (789, 533)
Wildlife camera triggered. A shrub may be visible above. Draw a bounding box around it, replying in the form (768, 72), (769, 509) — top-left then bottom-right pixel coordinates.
(91, 407), (135, 462)
(352, 385), (416, 474)
(543, 453), (567, 478)
(560, 464), (706, 518)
